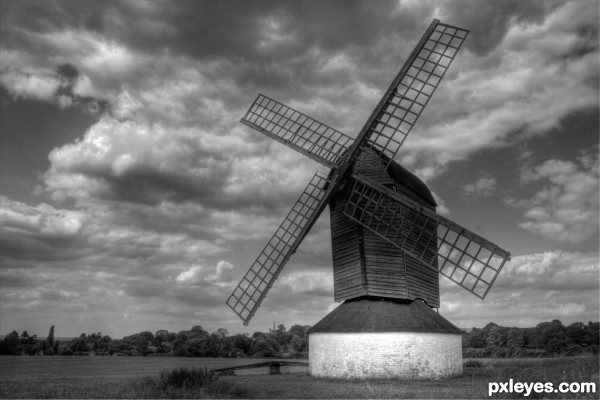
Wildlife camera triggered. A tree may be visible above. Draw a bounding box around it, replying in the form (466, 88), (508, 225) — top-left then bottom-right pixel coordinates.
(100, 335), (112, 352)
(216, 328), (229, 339)
(155, 330), (170, 343)
(583, 322), (599, 346)
(291, 334), (305, 352)
(138, 331), (154, 343)
(19, 331), (38, 355)
(507, 329), (524, 348)
(266, 337), (281, 353)
(506, 329), (524, 356)
(253, 339), (276, 357)
(273, 324), (292, 346)
(546, 338), (566, 354)
(186, 336), (209, 356)
(69, 337), (89, 353)
(2, 331), (20, 355)
(289, 325), (307, 339)
(522, 327), (540, 348)
(464, 328), (485, 348)
(46, 325), (55, 349)
(486, 326), (502, 347)
(537, 320), (565, 347)
(232, 333), (252, 354)
(566, 322), (586, 345)
(189, 326), (208, 338)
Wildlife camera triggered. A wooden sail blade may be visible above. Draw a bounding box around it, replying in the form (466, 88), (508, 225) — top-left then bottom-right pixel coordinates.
(226, 171), (332, 325)
(357, 20), (469, 170)
(241, 94), (353, 168)
(343, 174), (511, 299)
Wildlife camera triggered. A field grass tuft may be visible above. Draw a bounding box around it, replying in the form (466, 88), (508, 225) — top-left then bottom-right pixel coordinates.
(158, 366), (218, 389)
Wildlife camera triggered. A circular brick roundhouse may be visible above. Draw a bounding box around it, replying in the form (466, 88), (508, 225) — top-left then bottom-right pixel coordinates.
(308, 297), (463, 379)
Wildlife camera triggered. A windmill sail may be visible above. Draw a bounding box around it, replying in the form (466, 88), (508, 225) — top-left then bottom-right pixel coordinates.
(344, 174), (510, 299)
(227, 171), (332, 325)
(357, 20), (469, 170)
(241, 94), (353, 168)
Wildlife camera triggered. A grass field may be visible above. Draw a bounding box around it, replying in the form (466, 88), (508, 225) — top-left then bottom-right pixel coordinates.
(0, 355), (305, 379)
(0, 356), (597, 398)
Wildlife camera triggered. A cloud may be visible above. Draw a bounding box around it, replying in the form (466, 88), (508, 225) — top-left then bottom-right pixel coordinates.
(0, 196), (84, 237)
(432, 192), (451, 216)
(505, 150), (599, 242)
(402, 0), (599, 180)
(205, 260), (235, 288)
(462, 176), (497, 198)
(441, 250), (599, 328)
(276, 269), (334, 296)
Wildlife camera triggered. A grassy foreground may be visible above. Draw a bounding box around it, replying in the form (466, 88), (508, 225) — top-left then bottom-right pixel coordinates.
(0, 357), (597, 399)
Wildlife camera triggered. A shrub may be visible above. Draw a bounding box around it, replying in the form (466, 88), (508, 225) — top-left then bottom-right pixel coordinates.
(463, 359), (485, 368)
(562, 343), (584, 357)
(43, 348), (54, 356)
(59, 347), (74, 356)
(158, 367), (218, 389)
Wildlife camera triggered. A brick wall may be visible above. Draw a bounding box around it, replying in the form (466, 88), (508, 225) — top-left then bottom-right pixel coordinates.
(309, 332), (462, 379)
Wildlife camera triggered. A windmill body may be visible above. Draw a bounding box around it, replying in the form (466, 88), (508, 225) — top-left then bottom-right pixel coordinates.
(226, 19), (511, 379)
(331, 149), (440, 307)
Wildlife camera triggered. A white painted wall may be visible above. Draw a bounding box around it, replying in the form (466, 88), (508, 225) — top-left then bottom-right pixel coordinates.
(309, 332), (462, 379)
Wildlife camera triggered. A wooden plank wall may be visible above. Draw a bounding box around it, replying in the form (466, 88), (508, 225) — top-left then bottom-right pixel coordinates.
(330, 191), (367, 302)
(331, 149), (441, 306)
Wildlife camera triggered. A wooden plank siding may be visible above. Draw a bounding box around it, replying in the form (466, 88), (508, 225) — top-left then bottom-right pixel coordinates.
(330, 190), (367, 302)
(330, 149), (440, 307)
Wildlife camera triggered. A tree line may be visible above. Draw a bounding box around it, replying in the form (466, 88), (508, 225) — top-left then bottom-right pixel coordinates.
(462, 319), (599, 358)
(1, 319), (598, 358)
(0, 323), (310, 358)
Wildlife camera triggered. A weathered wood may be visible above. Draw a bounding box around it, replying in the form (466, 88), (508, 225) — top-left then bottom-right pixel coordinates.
(330, 153), (440, 307)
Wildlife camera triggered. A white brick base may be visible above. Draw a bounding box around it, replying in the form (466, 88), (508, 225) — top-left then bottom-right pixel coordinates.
(309, 332), (462, 379)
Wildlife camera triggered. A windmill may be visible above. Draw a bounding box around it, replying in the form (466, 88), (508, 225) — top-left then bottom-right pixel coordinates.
(227, 19), (510, 378)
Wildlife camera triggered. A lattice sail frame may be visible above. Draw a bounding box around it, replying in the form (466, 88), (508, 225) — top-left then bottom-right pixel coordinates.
(359, 22), (469, 170)
(344, 174), (510, 299)
(226, 172), (330, 325)
(241, 94), (354, 168)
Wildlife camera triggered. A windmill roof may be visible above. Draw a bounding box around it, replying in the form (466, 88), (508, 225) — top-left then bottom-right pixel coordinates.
(308, 296), (462, 334)
(388, 161), (437, 207)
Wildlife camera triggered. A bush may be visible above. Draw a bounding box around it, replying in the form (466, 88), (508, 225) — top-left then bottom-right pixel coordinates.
(463, 359), (485, 368)
(158, 367), (218, 389)
(562, 344), (584, 357)
(59, 347), (74, 356)
(43, 348), (54, 356)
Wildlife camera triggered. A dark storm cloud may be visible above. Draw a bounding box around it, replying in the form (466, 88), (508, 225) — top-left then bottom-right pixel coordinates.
(56, 63), (111, 115)
(1, 0), (398, 59)
(439, 0), (565, 55)
(0, 234), (87, 262)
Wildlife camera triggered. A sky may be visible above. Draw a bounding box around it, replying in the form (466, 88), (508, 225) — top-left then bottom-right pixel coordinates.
(0, 0), (598, 339)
